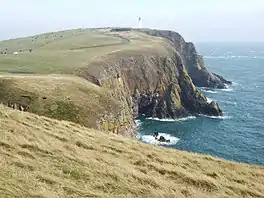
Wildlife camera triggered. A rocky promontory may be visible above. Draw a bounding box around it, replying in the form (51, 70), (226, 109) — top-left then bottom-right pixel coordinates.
(77, 28), (224, 123)
(0, 28), (228, 137)
(141, 29), (232, 88)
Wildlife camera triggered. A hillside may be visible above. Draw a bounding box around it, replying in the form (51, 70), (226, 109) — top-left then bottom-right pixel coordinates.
(0, 28), (171, 74)
(0, 75), (135, 137)
(0, 105), (264, 198)
(0, 28), (224, 136)
(0, 28), (253, 198)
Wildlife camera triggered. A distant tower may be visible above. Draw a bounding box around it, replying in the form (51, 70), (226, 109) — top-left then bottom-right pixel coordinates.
(138, 17), (142, 29)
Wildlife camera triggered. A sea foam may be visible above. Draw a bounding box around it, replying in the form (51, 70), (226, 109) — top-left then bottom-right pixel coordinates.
(138, 133), (180, 146)
(200, 88), (218, 94)
(199, 114), (232, 119)
(220, 85), (234, 92)
(146, 116), (196, 122)
(203, 55), (261, 59)
(135, 119), (142, 127)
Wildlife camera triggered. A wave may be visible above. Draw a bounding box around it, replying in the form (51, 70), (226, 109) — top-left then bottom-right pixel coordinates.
(135, 119), (142, 127)
(202, 87), (233, 93)
(220, 100), (237, 105)
(146, 116), (196, 122)
(219, 85), (234, 92)
(199, 114), (232, 119)
(204, 55), (264, 59)
(200, 84), (234, 93)
(199, 87), (218, 94)
(231, 81), (239, 86)
(204, 90), (218, 94)
(221, 88), (233, 92)
(138, 133), (180, 146)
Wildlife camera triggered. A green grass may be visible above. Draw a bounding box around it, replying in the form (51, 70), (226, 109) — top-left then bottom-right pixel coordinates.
(0, 28), (170, 74)
(0, 75), (121, 129)
(0, 28), (172, 136)
(0, 105), (264, 198)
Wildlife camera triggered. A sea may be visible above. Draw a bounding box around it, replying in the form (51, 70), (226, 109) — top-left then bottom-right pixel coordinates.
(137, 43), (264, 166)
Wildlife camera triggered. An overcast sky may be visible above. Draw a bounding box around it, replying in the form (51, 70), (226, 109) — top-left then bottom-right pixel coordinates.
(0, 0), (263, 42)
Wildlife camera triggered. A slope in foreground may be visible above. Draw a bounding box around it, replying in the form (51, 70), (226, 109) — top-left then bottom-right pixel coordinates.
(0, 105), (264, 198)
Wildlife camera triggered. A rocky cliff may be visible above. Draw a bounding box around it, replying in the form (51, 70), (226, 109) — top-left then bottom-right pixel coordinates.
(141, 29), (232, 88)
(0, 28), (225, 137)
(76, 29), (223, 124)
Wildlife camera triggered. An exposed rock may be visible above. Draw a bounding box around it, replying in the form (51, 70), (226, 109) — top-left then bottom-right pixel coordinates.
(158, 136), (170, 143)
(79, 50), (223, 120)
(141, 29), (231, 89)
(75, 29), (224, 122)
(212, 73), (232, 85)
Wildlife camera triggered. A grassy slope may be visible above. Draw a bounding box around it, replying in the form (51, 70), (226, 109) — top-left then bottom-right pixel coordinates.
(1, 29), (264, 198)
(0, 75), (121, 129)
(0, 28), (169, 74)
(0, 105), (264, 198)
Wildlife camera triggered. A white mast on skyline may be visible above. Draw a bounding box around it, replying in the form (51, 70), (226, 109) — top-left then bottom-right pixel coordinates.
(138, 17), (142, 29)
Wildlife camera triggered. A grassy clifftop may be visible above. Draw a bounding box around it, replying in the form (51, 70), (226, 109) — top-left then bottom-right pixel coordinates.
(0, 28), (169, 74)
(0, 105), (264, 198)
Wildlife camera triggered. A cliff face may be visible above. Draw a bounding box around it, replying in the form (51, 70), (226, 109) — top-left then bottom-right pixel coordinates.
(141, 29), (232, 88)
(76, 29), (223, 124)
(115, 53), (222, 119)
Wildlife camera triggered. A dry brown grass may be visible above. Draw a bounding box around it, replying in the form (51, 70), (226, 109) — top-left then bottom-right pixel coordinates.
(0, 105), (264, 198)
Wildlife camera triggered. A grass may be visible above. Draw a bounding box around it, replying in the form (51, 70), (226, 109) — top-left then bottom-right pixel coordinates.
(0, 105), (264, 198)
(0, 28), (172, 134)
(0, 28), (171, 74)
(0, 75), (121, 129)
(1, 28), (264, 197)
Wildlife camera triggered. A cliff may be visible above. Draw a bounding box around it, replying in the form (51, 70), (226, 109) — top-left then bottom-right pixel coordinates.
(141, 29), (232, 88)
(76, 29), (223, 121)
(0, 28), (223, 136)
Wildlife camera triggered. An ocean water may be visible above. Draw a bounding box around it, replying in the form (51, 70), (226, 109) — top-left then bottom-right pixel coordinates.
(137, 43), (264, 166)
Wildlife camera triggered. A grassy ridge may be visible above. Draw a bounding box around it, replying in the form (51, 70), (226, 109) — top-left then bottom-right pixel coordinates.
(0, 75), (120, 129)
(0, 29), (169, 74)
(0, 29), (124, 73)
(0, 105), (264, 198)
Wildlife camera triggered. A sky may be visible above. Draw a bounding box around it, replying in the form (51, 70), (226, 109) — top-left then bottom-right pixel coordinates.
(0, 0), (263, 42)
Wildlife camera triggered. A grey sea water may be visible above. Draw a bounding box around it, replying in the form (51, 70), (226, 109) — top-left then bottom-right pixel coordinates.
(138, 43), (264, 166)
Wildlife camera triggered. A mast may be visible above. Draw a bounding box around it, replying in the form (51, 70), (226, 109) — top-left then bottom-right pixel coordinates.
(138, 17), (142, 29)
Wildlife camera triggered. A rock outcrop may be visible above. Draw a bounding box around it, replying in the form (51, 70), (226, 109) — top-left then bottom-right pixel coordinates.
(141, 29), (231, 89)
(117, 54), (223, 119)
(77, 29), (223, 121)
